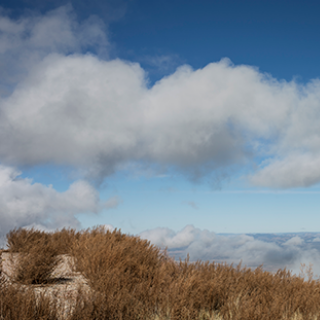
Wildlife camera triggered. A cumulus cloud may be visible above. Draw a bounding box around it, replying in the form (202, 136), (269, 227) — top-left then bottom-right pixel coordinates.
(0, 6), (320, 189)
(249, 154), (320, 188)
(0, 55), (293, 183)
(0, 5), (108, 96)
(0, 165), (115, 245)
(139, 225), (320, 281)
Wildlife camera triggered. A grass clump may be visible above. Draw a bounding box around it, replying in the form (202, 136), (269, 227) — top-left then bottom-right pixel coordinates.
(2, 226), (320, 320)
(0, 267), (59, 319)
(6, 227), (78, 255)
(5, 227), (78, 284)
(70, 226), (172, 319)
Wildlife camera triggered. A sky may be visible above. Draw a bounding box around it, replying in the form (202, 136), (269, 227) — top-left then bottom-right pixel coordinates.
(1, 0), (320, 280)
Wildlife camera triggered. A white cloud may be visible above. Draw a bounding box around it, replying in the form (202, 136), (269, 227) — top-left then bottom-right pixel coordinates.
(104, 196), (122, 209)
(283, 236), (304, 246)
(140, 225), (197, 248)
(249, 154), (320, 188)
(0, 7), (320, 189)
(102, 224), (115, 232)
(139, 225), (320, 281)
(0, 5), (108, 96)
(0, 165), (115, 245)
(0, 55), (295, 184)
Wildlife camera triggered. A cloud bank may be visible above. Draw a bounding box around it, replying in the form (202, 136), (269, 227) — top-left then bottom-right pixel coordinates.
(139, 225), (320, 282)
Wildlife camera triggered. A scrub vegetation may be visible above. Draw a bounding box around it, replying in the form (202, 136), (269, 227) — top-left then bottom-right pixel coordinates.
(1, 226), (320, 320)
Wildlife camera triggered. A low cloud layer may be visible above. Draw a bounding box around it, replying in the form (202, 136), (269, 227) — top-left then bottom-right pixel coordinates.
(1, 6), (320, 188)
(0, 165), (116, 245)
(139, 225), (320, 282)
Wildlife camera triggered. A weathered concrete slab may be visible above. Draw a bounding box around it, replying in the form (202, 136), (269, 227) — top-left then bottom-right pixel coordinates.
(1, 251), (19, 278)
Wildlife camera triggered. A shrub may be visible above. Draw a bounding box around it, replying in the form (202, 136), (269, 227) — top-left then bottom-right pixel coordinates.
(70, 226), (173, 319)
(6, 228), (62, 284)
(0, 269), (59, 319)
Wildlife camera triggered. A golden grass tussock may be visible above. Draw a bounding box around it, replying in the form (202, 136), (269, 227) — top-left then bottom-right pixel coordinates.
(1, 226), (320, 319)
(69, 226), (171, 319)
(5, 228), (68, 285)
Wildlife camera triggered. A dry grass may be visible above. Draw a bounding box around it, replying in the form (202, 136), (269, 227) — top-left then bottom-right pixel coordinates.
(5, 228), (78, 285)
(1, 226), (320, 320)
(0, 272), (59, 319)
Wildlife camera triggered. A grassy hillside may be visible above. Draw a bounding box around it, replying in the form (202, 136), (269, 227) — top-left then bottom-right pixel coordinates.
(1, 226), (320, 320)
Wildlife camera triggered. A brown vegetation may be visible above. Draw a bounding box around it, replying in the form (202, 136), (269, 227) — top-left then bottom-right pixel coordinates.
(1, 226), (320, 319)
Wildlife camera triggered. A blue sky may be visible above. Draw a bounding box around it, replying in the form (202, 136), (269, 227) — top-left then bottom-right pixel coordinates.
(1, 0), (320, 278)
(111, 0), (320, 83)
